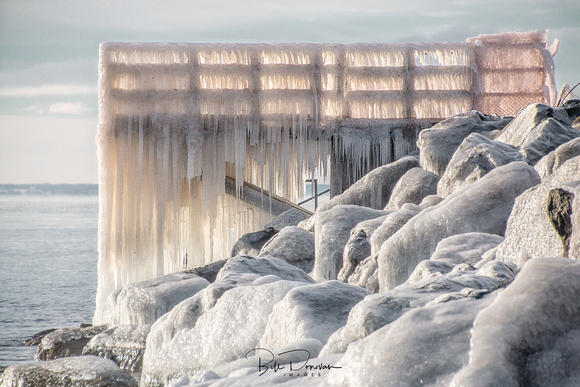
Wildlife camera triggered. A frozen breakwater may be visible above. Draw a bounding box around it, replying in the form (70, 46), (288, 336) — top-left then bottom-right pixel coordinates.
(3, 99), (580, 387)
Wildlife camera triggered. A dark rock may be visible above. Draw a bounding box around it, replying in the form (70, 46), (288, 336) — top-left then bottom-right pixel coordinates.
(547, 188), (575, 257)
(230, 227), (278, 257)
(185, 260), (228, 283)
(35, 325), (108, 361)
(22, 328), (57, 346)
(82, 325), (151, 372)
(265, 208), (310, 232)
(0, 355), (137, 387)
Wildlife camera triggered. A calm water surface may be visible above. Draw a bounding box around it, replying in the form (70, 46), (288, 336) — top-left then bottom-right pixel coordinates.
(0, 196), (98, 366)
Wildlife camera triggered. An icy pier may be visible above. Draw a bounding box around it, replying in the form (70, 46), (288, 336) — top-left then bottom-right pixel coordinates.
(95, 30), (557, 322)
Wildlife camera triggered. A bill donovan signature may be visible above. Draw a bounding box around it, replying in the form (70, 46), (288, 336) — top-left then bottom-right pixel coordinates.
(245, 348), (341, 377)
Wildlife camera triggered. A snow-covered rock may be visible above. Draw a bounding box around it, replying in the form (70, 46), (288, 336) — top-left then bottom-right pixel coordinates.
(313, 205), (388, 280)
(265, 208), (310, 232)
(216, 255), (315, 284)
(35, 325), (108, 361)
(184, 260), (227, 283)
(324, 260), (514, 357)
(102, 272), (209, 326)
(260, 281), (369, 350)
(429, 233), (505, 265)
(82, 324), (150, 372)
(0, 355), (137, 387)
(452, 258), (580, 386)
(494, 103), (580, 165)
(141, 279), (307, 387)
(327, 294), (496, 386)
(496, 156), (580, 264)
(230, 228), (277, 257)
(337, 229), (371, 282)
(316, 156), (419, 213)
(385, 167), (439, 209)
(378, 162), (540, 290)
(259, 226), (315, 273)
(417, 110), (511, 176)
(369, 209), (418, 255)
(534, 137), (580, 179)
(437, 133), (523, 197)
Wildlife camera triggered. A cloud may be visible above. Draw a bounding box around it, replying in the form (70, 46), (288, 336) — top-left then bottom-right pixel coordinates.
(21, 104), (45, 114)
(47, 102), (91, 115)
(0, 84), (95, 97)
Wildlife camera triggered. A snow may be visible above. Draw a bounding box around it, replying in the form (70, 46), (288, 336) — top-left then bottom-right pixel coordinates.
(437, 133), (523, 197)
(429, 232), (505, 266)
(98, 272), (209, 326)
(534, 137), (580, 179)
(313, 205), (389, 280)
(378, 162), (540, 290)
(141, 280), (307, 386)
(215, 255), (315, 284)
(260, 281), (369, 349)
(258, 227), (315, 273)
(452, 258), (580, 386)
(385, 167), (439, 209)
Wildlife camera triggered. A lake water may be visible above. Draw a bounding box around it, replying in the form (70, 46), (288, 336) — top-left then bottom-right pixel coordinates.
(0, 196), (99, 367)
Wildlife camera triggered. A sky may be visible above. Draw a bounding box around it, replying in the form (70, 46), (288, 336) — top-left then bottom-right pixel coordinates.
(0, 0), (578, 184)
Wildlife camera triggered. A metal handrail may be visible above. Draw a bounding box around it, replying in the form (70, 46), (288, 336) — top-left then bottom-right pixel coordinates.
(297, 179), (330, 210)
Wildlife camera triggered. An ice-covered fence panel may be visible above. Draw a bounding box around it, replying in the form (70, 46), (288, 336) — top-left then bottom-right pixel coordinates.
(95, 31), (556, 323)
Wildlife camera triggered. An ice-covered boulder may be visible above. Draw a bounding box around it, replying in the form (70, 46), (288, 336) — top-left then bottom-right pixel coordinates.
(313, 205), (388, 280)
(82, 324), (150, 372)
(141, 279), (306, 387)
(258, 226), (315, 273)
(385, 167), (440, 209)
(369, 209), (418, 255)
(184, 260), (227, 283)
(417, 110), (511, 176)
(534, 137), (580, 179)
(337, 229), (371, 282)
(324, 260), (515, 356)
(265, 208), (310, 232)
(316, 156), (419, 213)
(378, 162), (540, 290)
(327, 294), (496, 386)
(35, 325), (108, 361)
(452, 258), (580, 386)
(0, 355), (137, 387)
(216, 255), (315, 284)
(437, 133), (523, 197)
(494, 103), (580, 165)
(429, 232), (505, 265)
(260, 281), (369, 350)
(102, 272), (209, 326)
(496, 156), (580, 264)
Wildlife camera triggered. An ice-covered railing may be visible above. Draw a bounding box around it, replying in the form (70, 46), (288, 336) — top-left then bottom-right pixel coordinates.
(94, 30), (556, 323)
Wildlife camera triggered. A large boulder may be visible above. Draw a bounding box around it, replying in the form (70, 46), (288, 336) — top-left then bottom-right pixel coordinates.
(0, 355), (137, 387)
(313, 205), (389, 280)
(452, 258), (580, 386)
(35, 325), (108, 361)
(216, 255), (315, 284)
(101, 272), (209, 326)
(385, 167), (440, 209)
(82, 324), (151, 372)
(534, 137), (580, 179)
(494, 103), (580, 165)
(323, 260), (515, 357)
(437, 133), (523, 197)
(141, 279), (307, 387)
(260, 281), (369, 350)
(316, 156), (420, 213)
(369, 209), (418, 255)
(429, 232), (505, 266)
(496, 156), (580, 264)
(378, 162), (540, 291)
(417, 110), (511, 176)
(258, 226), (315, 273)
